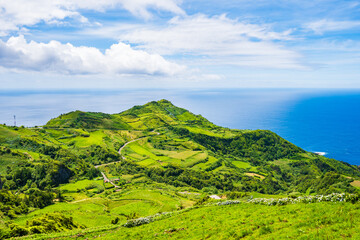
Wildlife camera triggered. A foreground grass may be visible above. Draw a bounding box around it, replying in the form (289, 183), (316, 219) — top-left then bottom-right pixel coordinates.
(11, 186), (193, 233)
(22, 201), (360, 240)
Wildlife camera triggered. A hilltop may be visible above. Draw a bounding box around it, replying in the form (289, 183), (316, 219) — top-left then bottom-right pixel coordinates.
(0, 99), (360, 239)
(45, 99), (214, 130)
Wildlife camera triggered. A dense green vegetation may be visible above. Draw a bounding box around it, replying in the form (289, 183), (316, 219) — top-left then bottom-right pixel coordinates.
(1, 99), (360, 239)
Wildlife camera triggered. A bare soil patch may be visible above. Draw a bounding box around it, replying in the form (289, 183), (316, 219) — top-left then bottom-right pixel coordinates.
(245, 172), (265, 179)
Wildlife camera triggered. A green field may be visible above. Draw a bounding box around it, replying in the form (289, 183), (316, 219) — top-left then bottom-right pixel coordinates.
(10, 186), (193, 234)
(122, 137), (212, 169)
(2, 100), (360, 239)
(16, 201), (360, 240)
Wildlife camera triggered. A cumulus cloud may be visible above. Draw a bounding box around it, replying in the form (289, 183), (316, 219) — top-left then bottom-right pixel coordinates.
(305, 19), (360, 34)
(0, 0), (184, 35)
(90, 14), (302, 69)
(0, 35), (184, 75)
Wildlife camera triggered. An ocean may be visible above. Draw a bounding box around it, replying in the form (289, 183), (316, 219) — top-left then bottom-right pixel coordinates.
(0, 89), (359, 165)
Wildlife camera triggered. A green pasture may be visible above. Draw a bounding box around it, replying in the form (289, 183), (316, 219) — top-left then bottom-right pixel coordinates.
(0, 126), (18, 139)
(59, 130), (107, 147)
(12, 186), (190, 233)
(59, 179), (104, 192)
(123, 139), (211, 169)
(113, 189), (186, 213)
(191, 155), (218, 170)
(184, 126), (236, 138)
(63, 201), (360, 240)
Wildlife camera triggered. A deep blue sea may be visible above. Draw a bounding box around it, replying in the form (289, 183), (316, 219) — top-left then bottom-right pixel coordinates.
(1, 89), (359, 165)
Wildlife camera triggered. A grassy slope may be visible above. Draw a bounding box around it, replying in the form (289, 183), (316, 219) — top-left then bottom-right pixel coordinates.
(1, 100), (359, 192)
(89, 202), (360, 240)
(44, 99), (360, 178)
(46, 111), (132, 130)
(20, 201), (360, 240)
(44, 99), (216, 131)
(2, 99), (360, 239)
(13, 186), (191, 229)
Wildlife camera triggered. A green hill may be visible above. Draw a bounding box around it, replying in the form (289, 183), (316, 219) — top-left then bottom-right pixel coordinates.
(45, 111), (132, 129)
(1, 99), (360, 239)
(45, 99), (214, 130)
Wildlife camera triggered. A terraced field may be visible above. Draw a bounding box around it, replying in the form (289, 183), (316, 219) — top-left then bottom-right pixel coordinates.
(121, 137), (213, 170)
(12, 183), (195, 232)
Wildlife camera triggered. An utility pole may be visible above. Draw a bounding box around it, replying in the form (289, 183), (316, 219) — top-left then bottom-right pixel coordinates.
(14, 115), (16, 127)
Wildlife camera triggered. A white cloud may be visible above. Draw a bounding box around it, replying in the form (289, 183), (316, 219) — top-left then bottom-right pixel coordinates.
(118, 0), (184, 19)
(0, 35), (184, 75)
(305, 19), (360, 34)
(117, 14), (295, 55)
(92, 14), (302, 69)
(0, 0), (184, 35)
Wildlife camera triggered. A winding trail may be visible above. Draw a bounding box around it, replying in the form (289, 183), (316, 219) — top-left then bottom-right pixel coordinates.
(95, 131), (159, 189)
(100, 171), (121, 188)
(118, 137), (147, 159)
(94, 136), (146, 169)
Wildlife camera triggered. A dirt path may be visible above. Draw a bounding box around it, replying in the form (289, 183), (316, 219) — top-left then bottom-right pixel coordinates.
(94, 137), (145, 189)
(101, 172), (120, 188)
(70, 197), (102, 204)
(118, 136), (147, 159)
(94, 137), (146, 169)
(95, 131), (159, 189)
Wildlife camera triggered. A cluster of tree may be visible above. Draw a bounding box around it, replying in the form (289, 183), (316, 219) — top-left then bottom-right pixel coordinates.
(0, 146), (21, 156)
(109, 160), (236, 191)
(0, 189), (54, 219)
(225, 191), (249, 199)
(80, 145), (121, 166)
(145, 165), (235, 191)
(106, 155), (359, 195)
(0, 138), (103, 225)
(1, 213), (82, 238)
(295, 172), (355, 194)
(170, 127), (304, 161)
(5, 137), (44, 154)
(2, 135), (102, 182)
(0, 191), (29, 219)
(1, 160), (72, 191)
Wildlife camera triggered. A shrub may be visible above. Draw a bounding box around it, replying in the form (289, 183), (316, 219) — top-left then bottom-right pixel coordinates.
(259, 226), (272, 235)
(9, 224), (28, 237)
(248, 193), (352, 206)
(195, 196), (210, 205)
(123, 212), (172, 228)
(345, 193), (360, 204)
(123, 217), (151, 228)
(226, 191), (248, 199)
(217, 200), (240, 206)
(111, 217), (120, 224)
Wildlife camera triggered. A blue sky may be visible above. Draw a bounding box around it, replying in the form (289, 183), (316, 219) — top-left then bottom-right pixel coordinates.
(0, 0), (359, 89)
